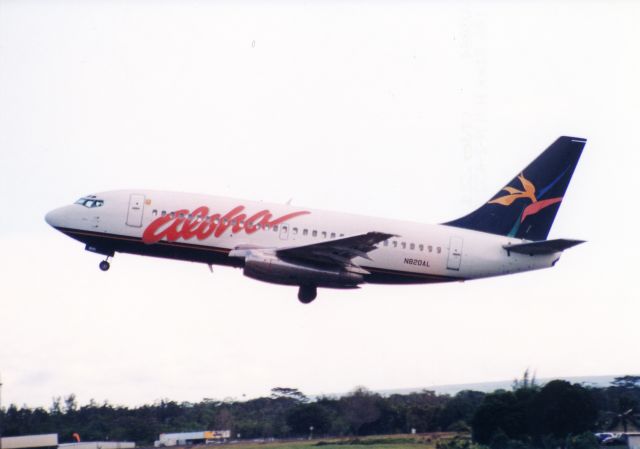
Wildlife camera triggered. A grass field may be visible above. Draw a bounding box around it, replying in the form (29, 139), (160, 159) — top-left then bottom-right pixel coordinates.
(200, 433), (462, 449)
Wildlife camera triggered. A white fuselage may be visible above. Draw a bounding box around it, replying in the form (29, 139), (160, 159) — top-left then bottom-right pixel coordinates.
(45, 190), (561, 287)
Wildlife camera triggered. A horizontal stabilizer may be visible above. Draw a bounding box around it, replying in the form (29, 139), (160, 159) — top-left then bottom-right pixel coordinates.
(504, 238), (585, 255)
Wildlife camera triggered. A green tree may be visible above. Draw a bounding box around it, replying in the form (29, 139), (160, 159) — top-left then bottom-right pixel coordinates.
(341, 387), (381, 435)
(512, 369), (538, 391)
(612, 376), (640, 390)
(270, 387), (308, 403)
(440, 390), (486, 431)
(529, 380), (597, 439)
(471, 390), (530, 445)
(567, 432), (600, 449)
(286, 403), (332, 436)
(63, 395), (78, 413)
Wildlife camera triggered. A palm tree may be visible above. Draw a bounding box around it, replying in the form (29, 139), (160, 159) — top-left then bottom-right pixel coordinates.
(606, 407), (640, 433)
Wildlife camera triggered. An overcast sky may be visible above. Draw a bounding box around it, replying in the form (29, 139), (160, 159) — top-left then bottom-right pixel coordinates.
(1, 0), (639, 409)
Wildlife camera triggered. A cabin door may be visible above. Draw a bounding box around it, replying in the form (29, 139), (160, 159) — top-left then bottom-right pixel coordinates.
(447, 236), (463, 271)
(126, 194), (145, 227)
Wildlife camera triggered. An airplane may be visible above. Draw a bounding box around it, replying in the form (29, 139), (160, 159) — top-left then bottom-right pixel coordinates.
(45, 136), (586, 303)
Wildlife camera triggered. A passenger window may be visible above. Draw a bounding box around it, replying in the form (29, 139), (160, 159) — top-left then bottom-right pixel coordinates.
(256, 224), (262, 230)
(330, 232), (336, 239)
(340, 233), (344, 237)
(419, 244), (424, 252)
(383, 240), (389, 246)
(293, 227), (298, 235)
(273, 225), (278, 231)
(312, 230), (318, 237)
(264, 224), (270, 230)
(321, 231), (327, 239)
(152, 210), (158, 217)
(428, 245), (433, 252)
(410, 243), (415, 250)
(303, 229), (308, 236)
(437, 246), (442, 254)
(401, 242), (406, 249)
(392, 241), (398, 248)
(161, 211), (167, 217)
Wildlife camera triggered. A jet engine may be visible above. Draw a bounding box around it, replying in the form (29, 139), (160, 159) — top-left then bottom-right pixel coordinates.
(229, 247), (366, 303)
(242, 253), (363, 288)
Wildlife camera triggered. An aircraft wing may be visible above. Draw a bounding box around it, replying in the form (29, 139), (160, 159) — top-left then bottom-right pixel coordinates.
(276, 231), (395, 272)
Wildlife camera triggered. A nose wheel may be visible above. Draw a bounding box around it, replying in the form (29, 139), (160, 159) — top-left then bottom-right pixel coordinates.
(99, 259), (111, 271)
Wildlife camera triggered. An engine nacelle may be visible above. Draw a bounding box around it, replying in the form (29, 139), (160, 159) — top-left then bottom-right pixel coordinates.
(242, 253), (363, 288)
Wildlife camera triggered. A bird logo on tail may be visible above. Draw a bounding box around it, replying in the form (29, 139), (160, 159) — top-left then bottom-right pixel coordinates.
(488, 171), (565, 237)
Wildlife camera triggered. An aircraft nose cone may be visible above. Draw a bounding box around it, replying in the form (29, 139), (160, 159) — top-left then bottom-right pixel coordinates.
(45, 207), (64, 228)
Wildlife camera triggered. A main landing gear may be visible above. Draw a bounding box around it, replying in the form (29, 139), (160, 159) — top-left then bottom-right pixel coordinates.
(99, 258), (111, 271)
(298, 285), (317, 304)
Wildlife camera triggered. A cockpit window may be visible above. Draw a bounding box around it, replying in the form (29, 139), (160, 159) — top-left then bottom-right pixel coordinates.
(75, 197), (104, 208)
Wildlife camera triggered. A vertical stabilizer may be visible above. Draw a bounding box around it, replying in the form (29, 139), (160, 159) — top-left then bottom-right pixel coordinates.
(445, 136), (586, 241)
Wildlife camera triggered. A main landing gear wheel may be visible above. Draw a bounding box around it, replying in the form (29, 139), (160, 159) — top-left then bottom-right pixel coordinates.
(298, 285), (317, 304)
(99, 260), (110, 271)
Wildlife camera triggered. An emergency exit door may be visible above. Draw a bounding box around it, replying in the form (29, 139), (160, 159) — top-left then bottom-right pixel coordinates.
(447, 236), (463, 271)
(126, 194), (145, 227)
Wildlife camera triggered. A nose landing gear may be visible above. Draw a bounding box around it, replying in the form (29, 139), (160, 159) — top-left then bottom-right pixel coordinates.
(99, 258), (111, 271)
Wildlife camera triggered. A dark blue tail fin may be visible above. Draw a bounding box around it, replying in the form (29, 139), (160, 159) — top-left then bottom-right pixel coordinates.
(445, 136), (586, 241)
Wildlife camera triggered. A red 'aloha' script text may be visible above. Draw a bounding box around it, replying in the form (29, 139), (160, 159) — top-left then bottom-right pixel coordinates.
(142, 205), (310, 244)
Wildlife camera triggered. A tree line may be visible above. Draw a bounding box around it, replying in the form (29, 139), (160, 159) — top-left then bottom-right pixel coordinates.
(1, 376), (639, 448)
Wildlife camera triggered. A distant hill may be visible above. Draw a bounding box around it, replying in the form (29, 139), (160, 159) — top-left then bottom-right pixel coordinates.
(376, 375), (620, 396)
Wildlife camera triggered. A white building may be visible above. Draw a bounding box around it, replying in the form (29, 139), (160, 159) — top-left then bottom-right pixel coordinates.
(154, 431), (230, 447)
(58, 443), (134, 449)
(627, 433), (640, 449)
(1, 434), (58, 449)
